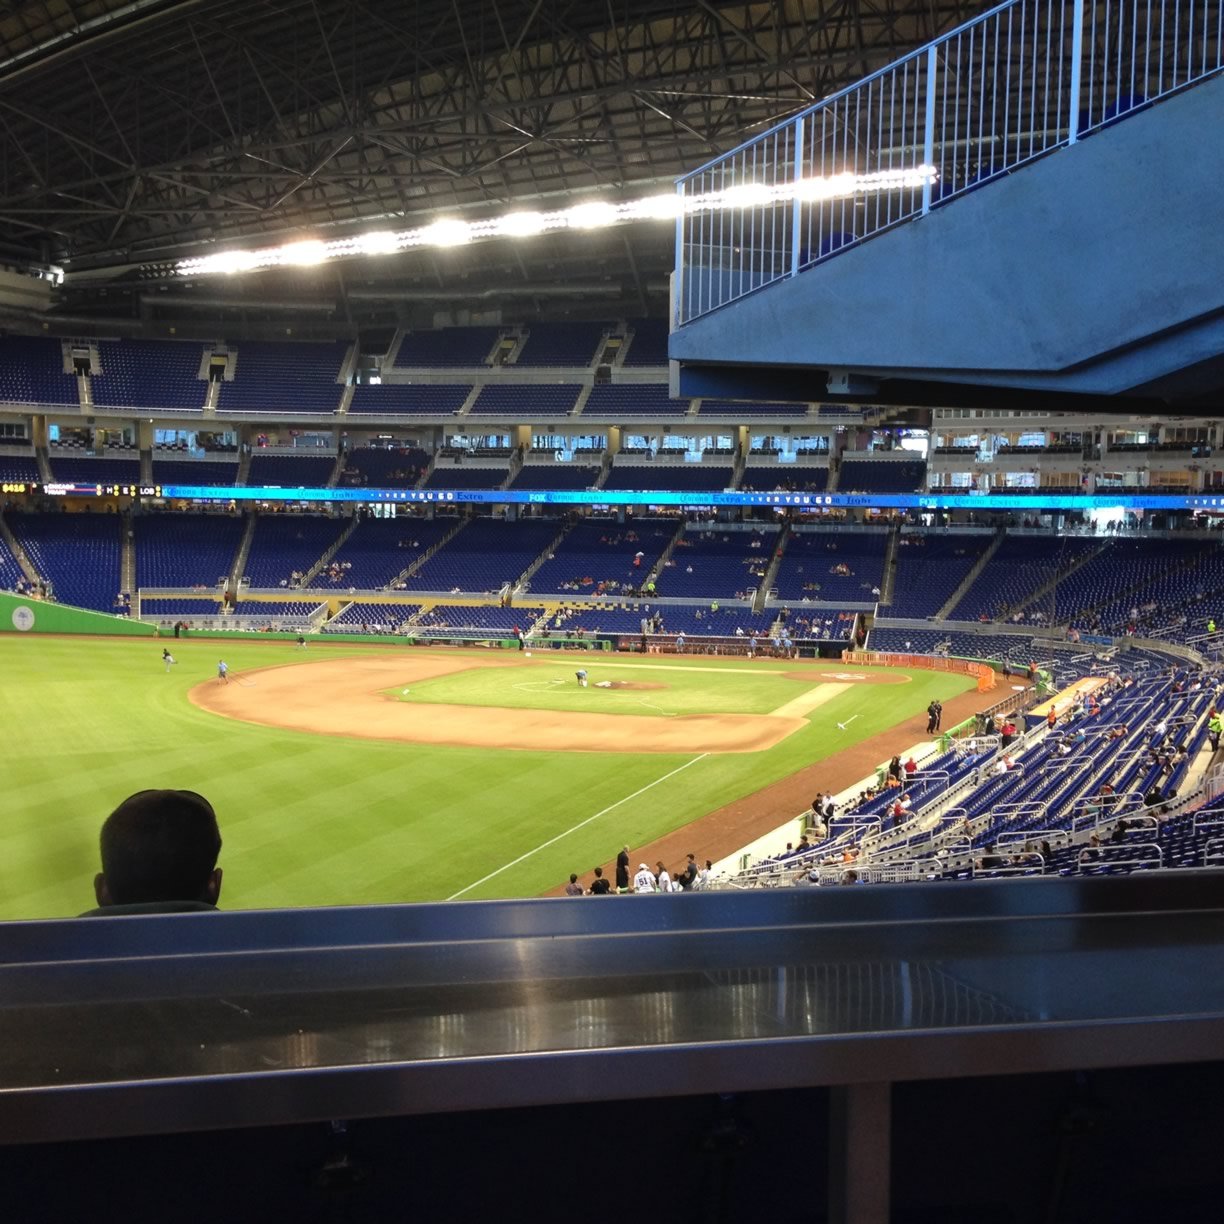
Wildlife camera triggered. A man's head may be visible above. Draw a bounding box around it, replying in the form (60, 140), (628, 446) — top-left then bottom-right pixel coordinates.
(95, 789), (222, 908)
(593, 866), (604, 879)
(569, 873), (578, 885)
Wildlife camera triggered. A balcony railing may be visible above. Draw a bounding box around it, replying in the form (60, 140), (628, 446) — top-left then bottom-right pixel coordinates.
(675, 0), (1224, 327)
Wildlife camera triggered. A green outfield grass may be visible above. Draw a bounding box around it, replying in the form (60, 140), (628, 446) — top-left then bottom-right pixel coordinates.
(0, 636), (975, 920)
(391, 657), (820, 716)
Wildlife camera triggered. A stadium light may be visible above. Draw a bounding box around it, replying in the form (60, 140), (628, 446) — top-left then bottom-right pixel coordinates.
(174, 164), (938, 277)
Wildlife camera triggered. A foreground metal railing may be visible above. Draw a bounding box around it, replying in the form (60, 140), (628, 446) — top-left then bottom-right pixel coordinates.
(675, 0), (1224, 325)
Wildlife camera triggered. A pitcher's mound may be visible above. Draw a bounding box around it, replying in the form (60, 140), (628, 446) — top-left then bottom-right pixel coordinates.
(595, 680), (668, 691)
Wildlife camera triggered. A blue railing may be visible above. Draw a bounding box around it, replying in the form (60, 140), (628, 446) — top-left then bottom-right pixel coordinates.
(675, 0), (1224, 326)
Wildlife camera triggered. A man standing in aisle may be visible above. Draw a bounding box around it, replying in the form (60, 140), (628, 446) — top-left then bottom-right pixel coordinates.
(615, 845), (631, 893)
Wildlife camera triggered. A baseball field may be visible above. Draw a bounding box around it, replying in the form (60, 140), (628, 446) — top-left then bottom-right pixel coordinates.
(0, 635), (978, 919)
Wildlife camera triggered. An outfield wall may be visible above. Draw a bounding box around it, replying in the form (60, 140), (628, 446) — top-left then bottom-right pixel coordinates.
(0, 594), (155, 637)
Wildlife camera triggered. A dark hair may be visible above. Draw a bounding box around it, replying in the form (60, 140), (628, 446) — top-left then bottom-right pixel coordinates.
(569, 873), (578, 884)
(99, 790), (221, 904)
(593, 866), (603, 877)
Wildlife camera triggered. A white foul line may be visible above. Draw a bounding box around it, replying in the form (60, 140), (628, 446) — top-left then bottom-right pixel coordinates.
(446, 753), (709, 900)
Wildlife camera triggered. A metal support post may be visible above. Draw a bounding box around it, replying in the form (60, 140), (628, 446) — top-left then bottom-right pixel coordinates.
(1068, 0), (1085, 144)
(922, 45), (938, 215)
(790, 116), (805, 275)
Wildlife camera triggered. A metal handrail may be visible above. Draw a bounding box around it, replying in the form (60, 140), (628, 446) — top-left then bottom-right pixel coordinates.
(676, 0), (1224, 326)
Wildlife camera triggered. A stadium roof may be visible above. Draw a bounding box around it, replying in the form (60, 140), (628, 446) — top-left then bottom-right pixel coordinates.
(0, 0), (975, 326)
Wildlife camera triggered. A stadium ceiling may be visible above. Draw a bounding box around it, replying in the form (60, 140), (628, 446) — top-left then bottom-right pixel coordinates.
(0, 0), (977, 326)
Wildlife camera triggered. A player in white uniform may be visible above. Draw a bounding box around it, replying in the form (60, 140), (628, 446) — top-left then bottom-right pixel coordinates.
(162, 649), (176, 672)
(216, 660), (229, 684)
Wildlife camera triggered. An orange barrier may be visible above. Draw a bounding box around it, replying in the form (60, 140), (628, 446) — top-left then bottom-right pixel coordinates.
(841, 650), (997, 692)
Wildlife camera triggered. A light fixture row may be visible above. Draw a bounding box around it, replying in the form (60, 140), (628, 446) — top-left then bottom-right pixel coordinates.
(175, 165), (938, 277)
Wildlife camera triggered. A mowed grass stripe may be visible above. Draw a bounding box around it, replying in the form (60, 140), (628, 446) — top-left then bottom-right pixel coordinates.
(0, 637), (974, 917)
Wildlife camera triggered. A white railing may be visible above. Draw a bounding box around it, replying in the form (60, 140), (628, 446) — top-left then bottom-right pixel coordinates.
(676, 0), (1224, 325)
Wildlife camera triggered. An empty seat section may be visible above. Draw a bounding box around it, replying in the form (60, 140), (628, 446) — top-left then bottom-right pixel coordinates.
(92, 340), (207, 409)
(47, 455), (141, 484)
(583, 384), (688, 416)
(150, 459), (239, 486)
(741, 462), (829, 492)
(889, 533), (997, 618)
(515, 323), (604, 366)
(423, 463), (508, 490)
(772, 530), (888, 602)
(308, 517), (454, 589)
(243, 516), (345, 587)
(217, 341), (349, 413)
(1053, 539), (1201, 629)
(621, 319), (668, 366)
(229, 600), (325, 618)
(325, 602), (421, 631)
(10, 512), (121, 610)
(0, 452), (40, 482)
(247, 454), (335, 487)
(409, 519), (558, 592)
(140, 598), (224, 619)
(839, 458), (925, 492)
(952, 536), (1100, 621)
(0, 530), (24, 590)
(603, 462), (733, 492)
(136, 513), (243, 589)
(347, 384), (471, 416)
(414, 604), (543, 633)
(530, 519), (676, 594)
(394, 327), (502, 367)
(659, 527), (779, 598)
(340, 447), (429, 488)
(469, 384), (580, 416)
(0, 337), (76, 405)
(510, 464), (600, 491)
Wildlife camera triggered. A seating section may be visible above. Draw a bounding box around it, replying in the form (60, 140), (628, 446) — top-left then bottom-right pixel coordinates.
(140, 597), (224, 619)
(308, 517), (454, 590)
(0, 337), (76, 405)
(0, 529), (24, 590)
(348, 384), (471, 416)
(583, 384), (689, 416)
(229, 600), (325, 618)
(698, 399), (809, 416)
(0, 452), (39, 483)
(530, 520), (677, 594)
(622, 319), (668, 366)
(741, 463), (829, 493)
(151, 459), (239, 487)
(423, 463), (508, 490)
(785, 609), (858, 640)
(603, 462), (734, 492)
(242, 515), (345, 587)
(340, 447), (429, 489)
(91, 340), (206, 410)
(9, 512), (121, 611)
(839, 458), (925, 492)
(889, 533), (997, 618)
(394, 327), (501, 367)
(324, 602), (421, 632)
(414, 604), (543, 634)
(772, 530), (888, 602)
(217, 342), (349, 414)
(247, 453), (336, 487)
(951, 536), (1102, 622)
(658, 527), (779, 598)
(46, 455), (141, 485)
(409, 519), (558, 592)
(1089, 539), (1224, 636)
(510, 464), (600, 491)
(136, 513), (244, 589)
(515, 323), (604, 367)
(468, 384), (580, 416)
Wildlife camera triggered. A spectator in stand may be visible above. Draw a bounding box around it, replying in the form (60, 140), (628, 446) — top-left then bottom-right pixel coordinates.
(615, 845), (630, 891)
(633, 862), (656, 893)
(903, 756), (918, 778)
(83, 789), (222, 916)
(564, 873), (584, 896)
(588, 866), (612, 895)
(888, 755), (903, 784)
(655, 861), (675, 892)
(677, 854), (699, 890)
(694, 859), (713, 890)
(1000, 719), (1017, 748)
